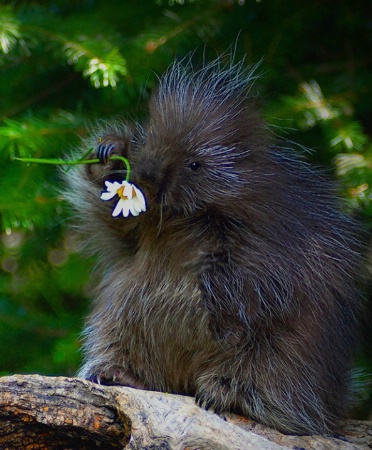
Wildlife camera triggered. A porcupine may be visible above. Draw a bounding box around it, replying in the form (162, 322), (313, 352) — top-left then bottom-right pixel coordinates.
(66, 57), (361, 435)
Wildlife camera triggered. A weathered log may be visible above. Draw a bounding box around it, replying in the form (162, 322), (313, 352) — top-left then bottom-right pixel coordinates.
(0, 374), (370, 449)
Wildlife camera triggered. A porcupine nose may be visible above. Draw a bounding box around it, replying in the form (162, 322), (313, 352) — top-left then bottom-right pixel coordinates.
(132, 157), (161, 201)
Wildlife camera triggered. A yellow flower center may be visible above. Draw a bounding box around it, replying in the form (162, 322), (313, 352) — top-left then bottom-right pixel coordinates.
(117, 185), (136, 200)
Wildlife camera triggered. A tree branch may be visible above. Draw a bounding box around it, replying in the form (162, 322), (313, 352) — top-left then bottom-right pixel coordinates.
(0, 374), (370, 449)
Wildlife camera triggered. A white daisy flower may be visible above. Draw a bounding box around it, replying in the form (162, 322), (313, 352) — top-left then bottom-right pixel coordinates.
(100, 180), (146, 218)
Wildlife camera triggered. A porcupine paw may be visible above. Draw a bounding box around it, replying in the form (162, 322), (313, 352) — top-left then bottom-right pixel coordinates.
(86, 140), (118, 180)
(195, 376), (236, 417)
(86, 134), (129, 181)
(95, 128), (132, 162)
(87, 366), (147, 389)
(96, 140), (117, 164)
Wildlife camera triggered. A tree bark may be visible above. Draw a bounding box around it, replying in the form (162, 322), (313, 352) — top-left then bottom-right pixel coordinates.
(0, 374), (370, 449)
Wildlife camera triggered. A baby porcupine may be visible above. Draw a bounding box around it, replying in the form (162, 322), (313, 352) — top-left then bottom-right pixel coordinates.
(67, 57), (361, 435)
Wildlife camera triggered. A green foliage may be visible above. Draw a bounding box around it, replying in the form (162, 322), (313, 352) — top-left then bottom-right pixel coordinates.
(0, 0), (371, 416)
(268, 79), (372, 212)
(0, 6), (21, 54)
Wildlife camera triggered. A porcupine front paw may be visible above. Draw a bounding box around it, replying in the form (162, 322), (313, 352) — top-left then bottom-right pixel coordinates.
(96, 140), (117, 164)
(86, 140), (118, 180)
(195, 376), (238, 416)
(86, 130), (132, 182)
(85, 365), (147, 389)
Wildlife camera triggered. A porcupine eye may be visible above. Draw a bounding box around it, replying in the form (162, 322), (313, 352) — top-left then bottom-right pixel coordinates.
(189, 161), (202, 172)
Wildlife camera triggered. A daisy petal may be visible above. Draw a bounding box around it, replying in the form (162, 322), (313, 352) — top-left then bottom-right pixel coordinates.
(123, 181), (134, 199)
(134, 187), (146, 209)
(101, 191), (117, 201)
(130, 203), (140, 215)
(121, 201), (131, 217)
(130, 203), (141, 216)
(132, 198), (144, 214)
(104, 180), (122, 191)
(112, 199), (124, 217)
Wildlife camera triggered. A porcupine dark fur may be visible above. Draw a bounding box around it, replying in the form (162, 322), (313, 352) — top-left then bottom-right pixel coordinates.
(66, 56), (362, 435)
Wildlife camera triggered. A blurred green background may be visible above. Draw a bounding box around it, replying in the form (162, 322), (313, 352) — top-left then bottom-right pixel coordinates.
(0, 0), (371, 419)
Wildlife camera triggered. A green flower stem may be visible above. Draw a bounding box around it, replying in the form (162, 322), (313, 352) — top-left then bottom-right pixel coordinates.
(14, 157), (100, 165)
(14, 155), (131, 182)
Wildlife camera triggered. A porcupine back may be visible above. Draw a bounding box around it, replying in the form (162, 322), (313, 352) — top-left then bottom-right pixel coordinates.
(66, 56), (362, 435)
